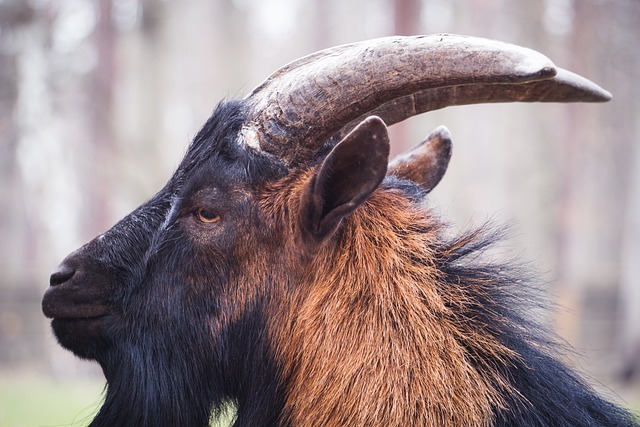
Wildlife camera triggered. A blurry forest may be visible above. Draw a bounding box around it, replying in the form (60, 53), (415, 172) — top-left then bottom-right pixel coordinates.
(1, 0), (639, 404)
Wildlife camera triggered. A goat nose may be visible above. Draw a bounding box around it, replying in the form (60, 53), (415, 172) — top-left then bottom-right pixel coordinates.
(50, 263), (76, 287)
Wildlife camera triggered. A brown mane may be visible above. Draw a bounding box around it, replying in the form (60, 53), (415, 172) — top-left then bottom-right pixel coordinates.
(262, 178), (517, 426)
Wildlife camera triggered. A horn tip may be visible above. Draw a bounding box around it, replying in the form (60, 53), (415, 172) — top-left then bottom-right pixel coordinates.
(555, 68), (613, 103)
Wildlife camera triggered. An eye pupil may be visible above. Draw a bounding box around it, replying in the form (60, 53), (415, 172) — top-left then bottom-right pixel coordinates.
(196, 208), (220, 223)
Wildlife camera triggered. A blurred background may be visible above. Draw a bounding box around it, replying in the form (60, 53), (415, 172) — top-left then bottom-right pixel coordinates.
(0, 0), (639, 425)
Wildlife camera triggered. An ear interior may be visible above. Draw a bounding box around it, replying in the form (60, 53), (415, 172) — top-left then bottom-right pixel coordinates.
(301, 116), (390, 241)
(388, 126), (452, 193)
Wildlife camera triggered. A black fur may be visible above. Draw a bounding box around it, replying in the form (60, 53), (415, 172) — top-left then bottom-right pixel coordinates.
(436, 226), (637, 426)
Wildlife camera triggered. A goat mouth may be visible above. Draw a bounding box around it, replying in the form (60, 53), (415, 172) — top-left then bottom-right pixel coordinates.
(44, 310), (109, 320)
(42, 301), (109, 320)
(42, 286), (111, 320)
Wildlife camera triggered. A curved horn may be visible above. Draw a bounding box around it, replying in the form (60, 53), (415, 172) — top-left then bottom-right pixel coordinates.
(242, 34), (611, 164)
(330, 68), (611, 143)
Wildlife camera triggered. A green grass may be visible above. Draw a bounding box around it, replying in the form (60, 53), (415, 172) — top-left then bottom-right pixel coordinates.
(0, 377), (104, 427)
(0, 376), (235, 427)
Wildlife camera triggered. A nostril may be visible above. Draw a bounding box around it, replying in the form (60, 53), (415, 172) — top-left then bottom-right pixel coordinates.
(50, 263), (76, 287)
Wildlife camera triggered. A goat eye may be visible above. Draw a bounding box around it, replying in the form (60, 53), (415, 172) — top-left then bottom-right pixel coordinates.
(195, 208), (221, 224)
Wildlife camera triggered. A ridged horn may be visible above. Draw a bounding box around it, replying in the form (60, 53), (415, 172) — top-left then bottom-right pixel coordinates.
(242, 34), (611, 164)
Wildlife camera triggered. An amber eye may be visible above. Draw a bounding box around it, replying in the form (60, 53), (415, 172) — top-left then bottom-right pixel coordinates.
(195, 208), (221, 223)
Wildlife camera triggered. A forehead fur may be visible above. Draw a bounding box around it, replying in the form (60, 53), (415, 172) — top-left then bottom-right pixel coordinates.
(176, 99), (284, 191)
(187, 100), (249, 162)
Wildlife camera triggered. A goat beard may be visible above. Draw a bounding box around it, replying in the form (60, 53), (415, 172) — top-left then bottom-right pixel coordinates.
(89, 326), (225, 427)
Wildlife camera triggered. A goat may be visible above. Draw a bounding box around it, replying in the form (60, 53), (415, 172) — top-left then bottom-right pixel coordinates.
(42, 35), (638, 427)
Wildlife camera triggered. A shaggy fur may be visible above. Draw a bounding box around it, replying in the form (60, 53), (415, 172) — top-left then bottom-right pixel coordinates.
(261, 173), (636, 427)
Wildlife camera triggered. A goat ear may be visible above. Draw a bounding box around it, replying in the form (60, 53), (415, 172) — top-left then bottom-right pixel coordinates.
(388, 126), (452, 193)
(301, 116), (390, 241)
